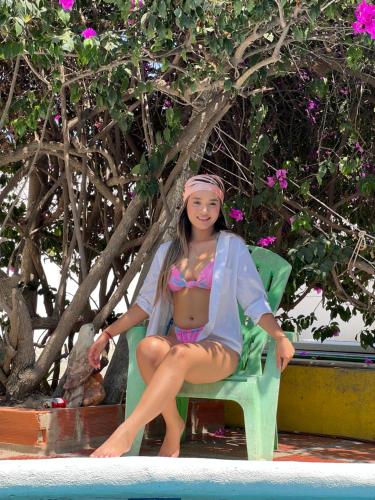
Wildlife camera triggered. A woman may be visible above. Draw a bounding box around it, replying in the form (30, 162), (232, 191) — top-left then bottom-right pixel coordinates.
(88, 174), (295, 458)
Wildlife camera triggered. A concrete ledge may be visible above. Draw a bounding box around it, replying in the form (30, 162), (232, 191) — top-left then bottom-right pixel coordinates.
(0, 405), (124, 456)
(0, 456), (375, 499)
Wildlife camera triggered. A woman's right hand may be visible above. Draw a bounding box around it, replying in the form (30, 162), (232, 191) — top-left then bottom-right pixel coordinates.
(88, 334), (108, 370)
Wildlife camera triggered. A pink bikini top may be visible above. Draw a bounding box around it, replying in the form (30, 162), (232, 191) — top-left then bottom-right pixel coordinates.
(168, 260), (214, 292)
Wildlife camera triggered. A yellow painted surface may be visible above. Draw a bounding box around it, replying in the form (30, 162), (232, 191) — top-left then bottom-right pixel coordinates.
(224, 365), (375, 441)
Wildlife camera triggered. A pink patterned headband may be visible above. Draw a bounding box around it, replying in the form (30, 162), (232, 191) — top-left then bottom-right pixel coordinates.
(183, 174), (225, 203)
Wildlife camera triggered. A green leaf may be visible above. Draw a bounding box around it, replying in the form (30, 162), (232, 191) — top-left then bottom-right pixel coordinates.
(346, 46), (364, 70)
(292, 27), (306, 42)
(339, 157), (360, 178)
(131, 164), (141, 175)
(246, 0), (255, 13)
(358, 175), (375, 196)
(309, 5), (321, 22)
(234, 0), (242, 15)
(300, 181), (311, 200)
(163, 127), (171, 142)
(159, 0), (167, 19)
(174, 7), (182, 18)
(224, 78), (232, 91)
(309, 78), (328, 99)
(57, 9), (70, 24)
(14, 17), (25, 36)
(60, 30), (75, 52)
(323, 4), (337, 20)
(257, 134), (270, 155)
(0, 42), (23, 60)
(70, 83), (81, 104)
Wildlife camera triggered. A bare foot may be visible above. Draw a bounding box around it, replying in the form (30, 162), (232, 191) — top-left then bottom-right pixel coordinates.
(158, 416), (186, 458)
(90, 423), (134, 458)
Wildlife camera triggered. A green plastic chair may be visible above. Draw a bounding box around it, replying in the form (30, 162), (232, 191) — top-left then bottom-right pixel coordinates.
(125, 246), (293, 460)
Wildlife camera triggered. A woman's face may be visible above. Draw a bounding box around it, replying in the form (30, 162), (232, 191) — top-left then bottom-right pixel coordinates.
(186, 190), (221, 229)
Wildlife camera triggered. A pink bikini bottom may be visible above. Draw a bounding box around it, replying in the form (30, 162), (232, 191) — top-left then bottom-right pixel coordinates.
(174, 325), (205, 344)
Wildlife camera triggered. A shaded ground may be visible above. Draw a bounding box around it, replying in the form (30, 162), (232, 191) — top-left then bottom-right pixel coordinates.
(1, 430), (374, 463)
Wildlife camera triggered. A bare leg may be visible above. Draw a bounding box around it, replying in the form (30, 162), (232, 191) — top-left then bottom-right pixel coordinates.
(138, 349), (185, 457)
(90, 341), (239, 458)
(91, 348), (186, 457)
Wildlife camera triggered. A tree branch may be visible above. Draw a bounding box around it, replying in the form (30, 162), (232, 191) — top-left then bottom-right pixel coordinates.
(235, 4), (301, 89)
(60, 67), (88, 278)
(0, 55), (21, 129)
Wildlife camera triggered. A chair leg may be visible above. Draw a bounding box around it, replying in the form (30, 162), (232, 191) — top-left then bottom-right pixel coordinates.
(242, 405), (262, 460)
(124, 370), (146, 456)
(176, 397), (189, 442)
(274, 423), (279, 450)
(243, 405), (275, 461)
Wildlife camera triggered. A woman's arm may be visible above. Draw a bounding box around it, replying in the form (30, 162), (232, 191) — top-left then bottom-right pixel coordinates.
(257, 313), (286, 341)
(101, 303), (149, 340)
(88, 303), (149, 369)
(257, 313), (295, 372)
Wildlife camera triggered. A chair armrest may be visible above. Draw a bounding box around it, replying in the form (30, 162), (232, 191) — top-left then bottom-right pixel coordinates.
(126, 325), (147, 358)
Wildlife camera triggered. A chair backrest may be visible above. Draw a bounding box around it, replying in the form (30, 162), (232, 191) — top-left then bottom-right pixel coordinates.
(237, 246), (292, 374)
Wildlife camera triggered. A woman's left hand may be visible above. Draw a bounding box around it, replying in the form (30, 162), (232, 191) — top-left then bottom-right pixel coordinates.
(275, 337), (295, 372)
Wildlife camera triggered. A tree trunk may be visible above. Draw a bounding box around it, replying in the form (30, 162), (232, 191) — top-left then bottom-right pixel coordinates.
(5, 194), (147, 398)
(0, 271), (35, 400)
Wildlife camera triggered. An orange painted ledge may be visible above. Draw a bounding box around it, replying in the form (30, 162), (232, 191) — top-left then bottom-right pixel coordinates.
(0, 400), (224, 457)
(0, 404), (124, 456)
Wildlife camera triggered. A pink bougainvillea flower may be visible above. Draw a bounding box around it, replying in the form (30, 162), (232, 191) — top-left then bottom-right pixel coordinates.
(59, 0), (75, 10)
(228, 208), (244, 222)
(257, 236), (277, 248)
(81, 28), (97, 39)
(352, 20), (367, 33)
(130, 0), (143, 10)
(266, 176), (275, 188)
(163, 98), (172, 109)
(275, 169), (288, 180)
(128, 18), (136, 25)
(53, 113), (61, 125)
(355, 142), (364, 153)
(267, 169), (288, 189)
(298, 69), (310, 82)
(143, 61), (151, 72)
(353, 0), (375, 39)
(306, 99), (320, 124)
(313, 287), (323, 294)
(307, 99), (318, 110)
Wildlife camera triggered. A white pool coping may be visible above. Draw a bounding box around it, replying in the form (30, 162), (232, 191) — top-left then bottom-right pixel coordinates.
(0, 457), (374, 499)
